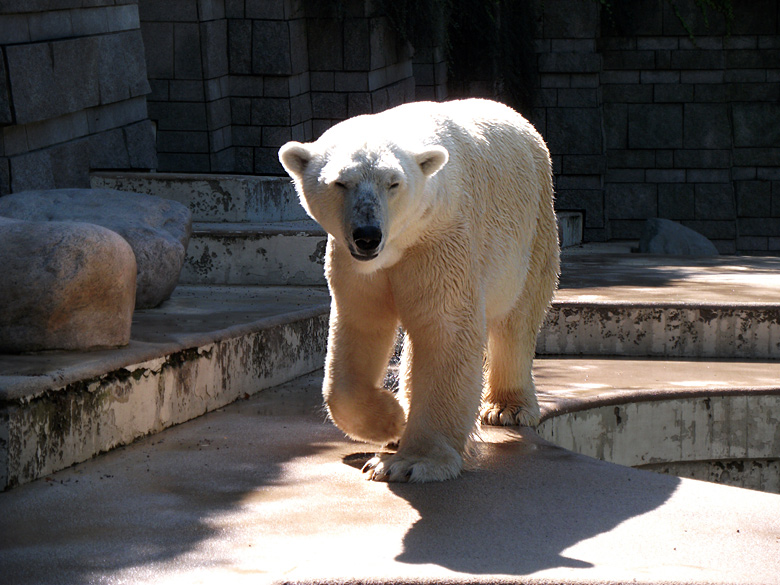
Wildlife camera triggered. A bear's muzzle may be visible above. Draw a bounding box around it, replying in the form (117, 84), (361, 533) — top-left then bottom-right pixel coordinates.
(349, 225), (383, 260)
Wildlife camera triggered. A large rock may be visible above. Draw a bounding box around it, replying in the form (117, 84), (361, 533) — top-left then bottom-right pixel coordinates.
(0, 188), (192, 308)
(638, 218), (719, 256)
(0, 217), (136, 353)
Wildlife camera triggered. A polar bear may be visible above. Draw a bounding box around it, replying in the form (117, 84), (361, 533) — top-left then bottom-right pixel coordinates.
(279, 98), (559, 482)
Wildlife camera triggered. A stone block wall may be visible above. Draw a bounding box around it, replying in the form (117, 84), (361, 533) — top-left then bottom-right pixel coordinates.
(534, 0), (780, 254)
(0, 1), (157, 195)
(140, 0), (438, 175)
(532, 0), (605, 243)
(140, 0), (231, 173)
(3, 1), (775, 255)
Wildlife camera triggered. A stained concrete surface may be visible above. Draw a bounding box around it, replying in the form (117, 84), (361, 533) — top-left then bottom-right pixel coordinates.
(0, 285), (330, 402)
(1, 371), (779, 585)
(558, 246), (780, 305)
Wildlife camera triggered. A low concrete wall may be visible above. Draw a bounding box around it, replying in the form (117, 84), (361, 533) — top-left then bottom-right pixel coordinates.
(539, 304), (780, 359)
(1, 307), (328, 490)
(537, 392), (780, 493)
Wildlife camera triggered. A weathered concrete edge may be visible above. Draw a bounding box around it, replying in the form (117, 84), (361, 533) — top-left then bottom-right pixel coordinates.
(540, 303), (780, 359)
(539, 384), (780, 423)
(551, 299), (780, 310)
(192, 221), (327, 237)
(0, 304), (329, 404)
(1, 311), (330, 490)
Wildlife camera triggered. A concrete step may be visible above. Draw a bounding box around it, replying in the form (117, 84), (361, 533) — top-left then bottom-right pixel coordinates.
(181, 220), (327, 286)
(91, 172), (584, 251)
(541, 246), (780, 359)
(4, 243), (778, 489)
(0, 285), (330, 490)
(1, 366), (778, 585)
(181, 213), (582, 286)
(91, 172), (308, 223)
(93, 172), (582, 286)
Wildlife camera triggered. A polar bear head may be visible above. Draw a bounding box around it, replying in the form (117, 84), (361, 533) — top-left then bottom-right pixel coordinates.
(279, 127), (448, 272)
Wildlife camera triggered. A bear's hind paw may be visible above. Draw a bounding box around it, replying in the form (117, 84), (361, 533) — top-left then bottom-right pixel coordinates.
(362, 449), (462, 483)
(480, 403), (540, 427)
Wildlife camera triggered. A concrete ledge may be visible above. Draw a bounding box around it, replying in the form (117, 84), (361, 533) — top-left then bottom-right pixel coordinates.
(91, 172), (308, 223)
(540, 302), (780, 358)
(542, 249), (780, 358)
(535, 357), (780, 493)
(182, 221), (327, 286)
(0, 285), (330, 490)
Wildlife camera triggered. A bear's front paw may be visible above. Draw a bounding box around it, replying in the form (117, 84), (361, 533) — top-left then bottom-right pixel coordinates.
(480, 402), (540, 427)
(362, 448), (463, 483)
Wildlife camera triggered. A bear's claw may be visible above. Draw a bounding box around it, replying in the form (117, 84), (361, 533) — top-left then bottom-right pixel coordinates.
(480, 403), (540, 427)
(362, 449), (462, 483)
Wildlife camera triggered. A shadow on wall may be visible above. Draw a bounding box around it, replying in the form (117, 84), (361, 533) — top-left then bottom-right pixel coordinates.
(358, 428), (680, 576)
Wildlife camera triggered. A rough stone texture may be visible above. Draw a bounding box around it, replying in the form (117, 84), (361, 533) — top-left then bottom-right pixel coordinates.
(0, 216), (136, 353)
(5, 1), (774, 253)
(0, 188), (192, 309)
(140, 0), (424, 175)
(0, 2), (156, 195)
(532, 0), (780, 254)
(638, 218), (719, 256)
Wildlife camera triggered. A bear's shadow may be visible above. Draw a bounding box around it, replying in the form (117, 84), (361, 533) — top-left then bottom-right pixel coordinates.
(347, 428), (679, 577)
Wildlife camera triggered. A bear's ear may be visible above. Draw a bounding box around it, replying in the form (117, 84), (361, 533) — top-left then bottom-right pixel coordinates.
(415, 146), (449, 177)
(279, 142), (314, 179)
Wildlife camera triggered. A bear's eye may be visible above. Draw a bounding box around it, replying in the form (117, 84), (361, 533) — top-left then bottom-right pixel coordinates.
(389, 182), (400, 190)
(333, 181), (347, 190)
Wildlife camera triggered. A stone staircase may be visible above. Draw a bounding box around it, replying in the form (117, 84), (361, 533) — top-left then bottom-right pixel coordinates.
(0, 173), (339, 491)
(92, 172), (328, 286)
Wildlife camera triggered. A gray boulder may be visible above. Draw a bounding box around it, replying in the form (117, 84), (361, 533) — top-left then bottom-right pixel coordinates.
(0, 217), (137, 353)
(0, 188), (192, 308)
(638, 218), (719, 256)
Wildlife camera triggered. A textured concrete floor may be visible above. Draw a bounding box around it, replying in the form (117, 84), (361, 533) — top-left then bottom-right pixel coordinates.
(558, 245), (780, 304)
(1, 370), (779, 585)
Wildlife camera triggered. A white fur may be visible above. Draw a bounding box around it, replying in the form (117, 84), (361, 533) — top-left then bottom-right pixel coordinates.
(279, 99), (559, 482)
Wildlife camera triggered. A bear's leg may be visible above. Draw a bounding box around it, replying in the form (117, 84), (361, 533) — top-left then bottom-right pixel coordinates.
(479, 304), (541, 427)
(323, 270), (405, 445)
(481, 231), (559, 427)
(363, 313), (485, 483)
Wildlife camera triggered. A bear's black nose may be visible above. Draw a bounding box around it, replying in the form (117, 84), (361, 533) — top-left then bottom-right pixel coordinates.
(352, 226), (383, 252)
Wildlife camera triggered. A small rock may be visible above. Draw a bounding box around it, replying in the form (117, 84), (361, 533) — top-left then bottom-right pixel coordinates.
(638, 218), (719, 256)
(0, 188), (192, 308)
(0, 217), (136, 353)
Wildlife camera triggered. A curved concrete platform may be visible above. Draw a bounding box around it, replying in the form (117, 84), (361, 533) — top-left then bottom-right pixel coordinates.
(535, 357), (780, 493)
(1, 370), (778, 585)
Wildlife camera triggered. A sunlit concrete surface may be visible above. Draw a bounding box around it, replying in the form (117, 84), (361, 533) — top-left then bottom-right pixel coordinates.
(1, 371), (779, 585)
(558, 244), (780, 304)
